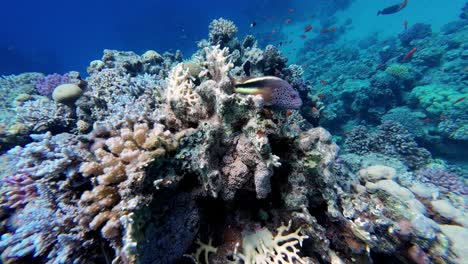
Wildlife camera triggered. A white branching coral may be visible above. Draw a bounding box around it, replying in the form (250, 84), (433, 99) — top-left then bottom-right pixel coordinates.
(166, 63), (208, 124)
(234, 221), (308, 264)
(202, 45), (234, 83)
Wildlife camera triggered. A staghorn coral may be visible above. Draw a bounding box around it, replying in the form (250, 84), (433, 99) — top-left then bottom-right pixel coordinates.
(208, 18), (238, 46)
(202, 45), (234, 83)
(165, 63), (208, 125)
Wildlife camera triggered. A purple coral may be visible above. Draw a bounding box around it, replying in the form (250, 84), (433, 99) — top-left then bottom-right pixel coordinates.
(2, 174), (37, 209)
(415, 168), (467, 195)
(35, 73), (71, 97)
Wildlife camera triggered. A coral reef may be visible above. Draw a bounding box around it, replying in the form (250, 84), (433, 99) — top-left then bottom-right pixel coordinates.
(35, 73), (71, 97)
(0, 18), (467, 264)
(414, 167), (467, 195)
(398, 23), (432, 46)
(344, 122), (431, 169)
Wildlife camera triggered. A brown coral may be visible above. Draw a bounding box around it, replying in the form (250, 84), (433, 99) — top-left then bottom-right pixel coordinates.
(78, 122), (177, 261)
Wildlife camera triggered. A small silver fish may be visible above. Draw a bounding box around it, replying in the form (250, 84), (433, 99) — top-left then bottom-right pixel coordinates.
(234, 76), (302, 109)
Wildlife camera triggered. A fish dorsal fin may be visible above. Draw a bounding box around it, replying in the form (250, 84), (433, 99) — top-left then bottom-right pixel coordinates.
(235, 76), (283, 87)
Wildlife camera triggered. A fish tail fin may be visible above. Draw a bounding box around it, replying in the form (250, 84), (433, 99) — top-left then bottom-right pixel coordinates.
(377, 10), (381, 16)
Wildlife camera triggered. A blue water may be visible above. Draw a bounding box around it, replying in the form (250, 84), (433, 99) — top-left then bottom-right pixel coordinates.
(1, 0), (463, 75)
(4, 0), (463, 74)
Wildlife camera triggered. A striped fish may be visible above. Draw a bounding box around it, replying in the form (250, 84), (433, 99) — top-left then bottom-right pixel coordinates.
(234, 76), (302, 109)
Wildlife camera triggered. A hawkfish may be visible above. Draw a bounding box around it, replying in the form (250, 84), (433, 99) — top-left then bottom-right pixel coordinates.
(233, 76), (303, 109)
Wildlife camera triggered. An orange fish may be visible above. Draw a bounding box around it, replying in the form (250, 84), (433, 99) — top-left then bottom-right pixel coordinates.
(286, 109), (293, 116)
(402, 47), (417, 61)
(329, 27), (337, 32)
(420, 118), (432, 123)
(311, 107), (318, 112)
(304, 25), (312, 32)
(285, 18), (292, 24)
(300, 34), (306, 39)
(317, 93), (325, 99)
(343, 131), (351, 135)
(454, 97), (466, 104)
(321, 29), (329, 33)
(320, 80), (327, 85)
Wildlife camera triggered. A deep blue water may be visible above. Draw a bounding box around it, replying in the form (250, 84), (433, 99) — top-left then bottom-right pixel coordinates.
(1, 0), (464, 75)
(0, 0), (284, 74)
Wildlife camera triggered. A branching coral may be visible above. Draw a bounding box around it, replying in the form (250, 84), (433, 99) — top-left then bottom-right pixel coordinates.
(415, 167), (467, 195)
(233, 221), (308, 264)
(78, 122), (177, 262)
(202, 45), (234, 83)
(35, 73), (71, 97)
(7, 132), (90, 180)
(165, 63), (208, 124)
(345, 122), (431, 169)
(1, 174), (37, 209)
(14, 95), (75, 133)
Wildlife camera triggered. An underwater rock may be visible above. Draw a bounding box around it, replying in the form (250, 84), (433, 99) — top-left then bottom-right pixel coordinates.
(439, 225), (468, 263)
(359, 165), (396, 183)
(430, 199), (464, 221)
(52, 83), (83, 104)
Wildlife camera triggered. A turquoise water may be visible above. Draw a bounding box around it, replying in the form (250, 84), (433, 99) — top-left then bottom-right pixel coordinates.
(0, 1), (467, 263)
